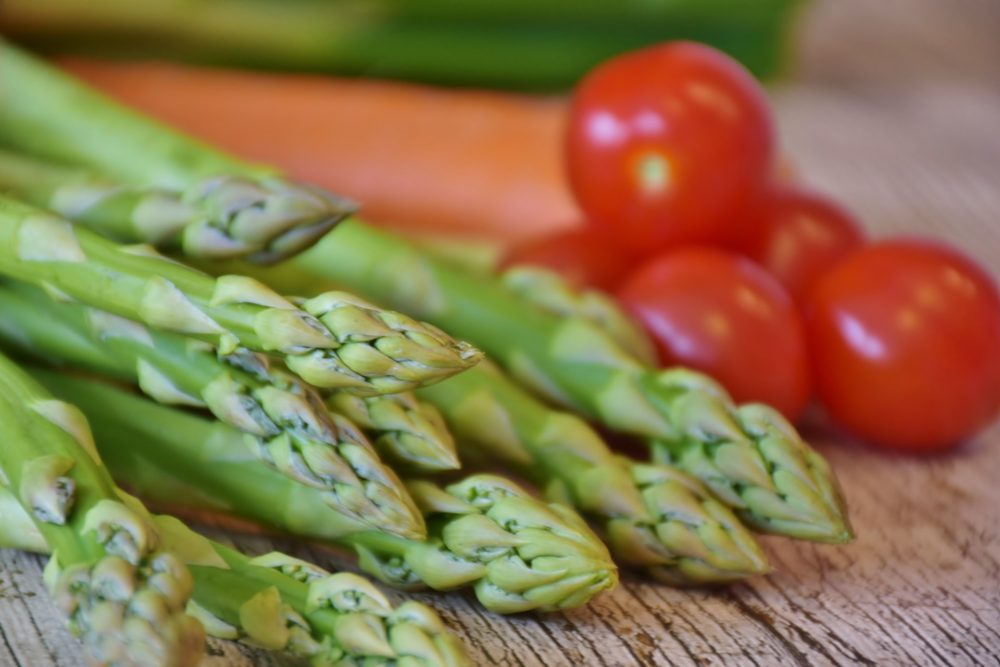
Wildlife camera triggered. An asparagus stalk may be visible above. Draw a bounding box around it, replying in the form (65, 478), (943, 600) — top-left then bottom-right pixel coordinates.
(0, 148), (201, 249)
(0, 0), (799, 88)
(0, 351), (205, 665)
(328, 390), (460, 473)
(0, 42), (356, 263)
(0, 280), (426, 537)
(0, 488), (471, 666)
(0, 195), (481, 393)
(499, 266), (658, 365)
(276, 221), (852, 543)
(416, 361), (768, 584)
(36, 370), (619, 613)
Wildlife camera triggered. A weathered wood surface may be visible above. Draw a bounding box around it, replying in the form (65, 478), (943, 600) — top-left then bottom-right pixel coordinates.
(2, 0), (999, 665)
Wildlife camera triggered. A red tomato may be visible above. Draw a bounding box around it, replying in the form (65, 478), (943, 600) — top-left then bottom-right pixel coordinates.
(618, 248), (811, 420)
(567, 42), (774, 255)
(741, 185), (866, 303)
(499, 226), (632, 291)
(806, 241), (1000, 452)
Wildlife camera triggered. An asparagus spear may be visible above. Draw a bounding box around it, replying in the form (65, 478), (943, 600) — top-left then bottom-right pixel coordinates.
(0, 487), (471, 666)
(277, 221), (852, 543)
(0, 0), (798, 88)
(0, 42), (356, 263)
(496, 269), (851, 540)
(500, 266), (659, 365)
(0, 281), (425, 537)
(0, 148), (199, 249)
(416, 361), (768, 584)
(0, 195), (481, 393)
(328, 390), (460, 473)
(36, 370), (619, 613)
(0, 351), (205, 666)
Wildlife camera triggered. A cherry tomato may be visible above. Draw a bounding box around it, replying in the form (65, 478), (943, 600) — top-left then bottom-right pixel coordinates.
(618, 248), (811, 420)
(806, 241), (1000, 452)
(740, 185), (866, 303)
(499, 226), (633, 291)
(567, 42), (774, 255)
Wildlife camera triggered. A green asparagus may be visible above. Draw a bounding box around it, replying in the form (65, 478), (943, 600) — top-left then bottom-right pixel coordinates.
(0, 281), (425, 537)
(36, 370), (619, 613)
(328, 390), (460, 473)
(500, 265), (658, 365)
(0, 195), (481, 393)
(264, 221), (851, 543)
(496, 269), (850, 540)
(0, 42), (355, 263)
(0, 0), (800, 88)
(0, 487), (472, 666)
(0, 351), (205, 666)
(417, 361), (768, 584)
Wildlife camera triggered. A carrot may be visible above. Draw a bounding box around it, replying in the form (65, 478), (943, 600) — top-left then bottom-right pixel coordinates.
(60, 58), (580, 244)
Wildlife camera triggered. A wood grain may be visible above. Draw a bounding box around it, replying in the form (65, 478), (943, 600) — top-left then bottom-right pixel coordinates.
(2, 0), (999, 664)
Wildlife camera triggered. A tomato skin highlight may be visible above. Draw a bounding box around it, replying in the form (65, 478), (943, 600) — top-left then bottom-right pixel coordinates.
(499, 226), (633, 291)
(740, 185), (866, 303)
(567, 42), (775, 255)
(806, 240), (1000, 452)
(618, 247), (812, 421)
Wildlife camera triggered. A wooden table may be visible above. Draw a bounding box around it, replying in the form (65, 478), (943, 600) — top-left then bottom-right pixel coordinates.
(2, 1), (999, 664)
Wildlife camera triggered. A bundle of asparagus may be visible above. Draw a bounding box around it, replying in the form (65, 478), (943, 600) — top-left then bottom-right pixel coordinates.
(273, 222), (853, 543)
(0, 40), (855, 665)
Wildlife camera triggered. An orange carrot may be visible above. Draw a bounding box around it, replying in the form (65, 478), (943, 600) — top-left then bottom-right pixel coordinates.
(61, 58), (580, 244)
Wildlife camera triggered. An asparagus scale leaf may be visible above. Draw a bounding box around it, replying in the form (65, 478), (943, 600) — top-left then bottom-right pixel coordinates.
(0, 281), (425, 538)
(36, 370), (618, 613)
(0, 487), (472, 666)
(0, 195), (481, 394)
(645, 369), (852, 541)
(354, 475), (619, 613)
(0, 351), (205, 666)
(329, 390), (461, 473)
(0, 44), (356, 263)
(417, 362), (769, 584)
(496, 267), (851, 543)
(280, 220), (852, 543)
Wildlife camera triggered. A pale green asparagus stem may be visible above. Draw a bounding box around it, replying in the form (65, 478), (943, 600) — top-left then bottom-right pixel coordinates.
(36, 370), (618, 613)
(0, 44), (356, 263)
(0, 488), (471, 666)
(417, 362), (768, 584)
(0, 351), (205, 666)
(495, 267), (849, 540)
(0, 196), (481, 393)
(0, 281), (425, 538)
(0, 147), (201, 246)
(274, 221), (851, 543)
(328, 390), (460, 473)
(500, 266), (659, 365)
